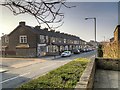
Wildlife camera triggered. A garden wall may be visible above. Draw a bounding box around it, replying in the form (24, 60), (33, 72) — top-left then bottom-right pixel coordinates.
(75, 59), (96, 90)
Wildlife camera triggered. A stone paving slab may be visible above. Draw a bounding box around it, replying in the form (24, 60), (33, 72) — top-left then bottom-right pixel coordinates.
(0, 58), (46, 69)
(93, 69), (119, 89)
(10, 59), (46, 68)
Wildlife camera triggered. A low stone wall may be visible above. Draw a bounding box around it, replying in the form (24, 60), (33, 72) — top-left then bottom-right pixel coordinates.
(75, 58), (120, 90)
(96, 58), (120, 71)
(75, 59), (96, 90)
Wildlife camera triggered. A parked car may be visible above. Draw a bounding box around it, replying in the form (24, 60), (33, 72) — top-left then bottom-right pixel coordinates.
(61, 51), (72, 57)
(79, 49), (84, 52)
(73, 49), (80, 54)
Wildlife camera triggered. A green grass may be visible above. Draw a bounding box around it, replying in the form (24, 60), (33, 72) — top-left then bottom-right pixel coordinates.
(16, 58), (89, 89)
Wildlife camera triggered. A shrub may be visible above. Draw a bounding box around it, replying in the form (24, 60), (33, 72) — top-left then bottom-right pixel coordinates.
(97, 44), (103, 57)
(17, 58), (89, 89)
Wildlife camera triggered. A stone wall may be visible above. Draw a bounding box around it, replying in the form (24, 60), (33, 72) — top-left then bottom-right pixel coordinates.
(75, 58), (120, 90)
(102, 25), (120, 59)
(96, 58), (120, 71)
(75, 59), (96, 90)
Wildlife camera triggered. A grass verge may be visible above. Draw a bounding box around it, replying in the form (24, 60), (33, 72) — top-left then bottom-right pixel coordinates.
(16, 58), (89, 89)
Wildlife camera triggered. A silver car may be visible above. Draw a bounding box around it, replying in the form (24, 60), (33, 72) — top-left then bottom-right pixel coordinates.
(61, 51), (72, 57)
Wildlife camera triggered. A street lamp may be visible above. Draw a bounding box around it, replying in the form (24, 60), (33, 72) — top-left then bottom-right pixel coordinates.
(85, 17), (96, 43)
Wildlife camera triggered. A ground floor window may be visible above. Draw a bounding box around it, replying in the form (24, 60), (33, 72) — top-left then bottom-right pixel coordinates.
(48, 45), (53, 53)
(60, 46), (64, 52)
(37, 44), (47, 56)
(48, 45), (59, 53)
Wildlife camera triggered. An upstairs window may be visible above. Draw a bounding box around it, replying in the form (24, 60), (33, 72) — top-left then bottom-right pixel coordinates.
(46, 36), (49, 43)
(64, 39), (66, 43)
(19, 35), (27, 43)
(40, 35), (45, 43)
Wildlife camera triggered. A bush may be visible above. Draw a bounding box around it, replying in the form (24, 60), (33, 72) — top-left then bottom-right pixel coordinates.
(97, 44), (103, 57)
(16, 58), (89, 89)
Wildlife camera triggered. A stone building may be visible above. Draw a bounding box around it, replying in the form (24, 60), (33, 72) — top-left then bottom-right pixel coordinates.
(1, 21), (87, 57)
(103, 25), (120, 58)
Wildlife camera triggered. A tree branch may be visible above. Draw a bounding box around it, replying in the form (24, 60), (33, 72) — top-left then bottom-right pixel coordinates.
(0, 0), (75, 30)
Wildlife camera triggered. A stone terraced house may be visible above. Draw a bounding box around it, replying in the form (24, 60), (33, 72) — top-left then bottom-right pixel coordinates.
(1, 21), (87, 57)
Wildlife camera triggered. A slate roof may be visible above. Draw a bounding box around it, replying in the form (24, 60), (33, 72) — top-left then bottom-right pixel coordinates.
(8, 22), (80, 41)
(25, 25), (80, 40)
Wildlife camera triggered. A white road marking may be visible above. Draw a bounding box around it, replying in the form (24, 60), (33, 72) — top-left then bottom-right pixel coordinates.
(39, 63), (56, 70)
(1, 64), (56, 84)
(0, 72), (30, 84)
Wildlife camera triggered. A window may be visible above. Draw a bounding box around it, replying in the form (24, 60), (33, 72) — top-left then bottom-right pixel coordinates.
(74, 40), (78, 44)
(64, 39), (66, 43)
(40, 35), (44, 40)
(51, 37), (55, 43)
(40, 35), (45, 43)
(46, 36), (49, 43)
(5, 37), (9, 43)
(19, 35), (27, 43)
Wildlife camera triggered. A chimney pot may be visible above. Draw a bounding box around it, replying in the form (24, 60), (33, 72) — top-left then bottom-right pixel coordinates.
(35, 26), (41, 29)
(56, 31), (60, 33)
(50, 30), (55, 32)
(44, 28), (48, 31)
(19, 21), (25, 26)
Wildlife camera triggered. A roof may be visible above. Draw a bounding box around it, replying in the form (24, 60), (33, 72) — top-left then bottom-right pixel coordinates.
(8, 24), (80, 40)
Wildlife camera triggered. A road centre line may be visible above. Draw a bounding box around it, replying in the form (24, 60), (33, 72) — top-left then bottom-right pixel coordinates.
(0, 72), (30, 84)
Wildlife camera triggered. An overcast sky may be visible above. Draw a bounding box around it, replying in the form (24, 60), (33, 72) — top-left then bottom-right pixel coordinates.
(0, 1), (119, 42)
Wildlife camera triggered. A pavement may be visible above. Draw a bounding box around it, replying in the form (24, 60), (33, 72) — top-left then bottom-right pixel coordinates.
(93, 69), (120, 89)
(0, 58), (46, 69)
(10, 59), (46, 68)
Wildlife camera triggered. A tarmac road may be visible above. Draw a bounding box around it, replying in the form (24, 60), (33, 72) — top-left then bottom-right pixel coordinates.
(0, 50), (96, 89)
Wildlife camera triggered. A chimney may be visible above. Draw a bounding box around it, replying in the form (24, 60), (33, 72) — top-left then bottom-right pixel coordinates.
(61, 33), (65, 34)
(35, 26), (41, 29)
(19, 21), (25, 26)
(64, 33), (68, 35)
(50, 30), (55, 32)
(44, 28), (48, 31)
(56, 31), (60, 33)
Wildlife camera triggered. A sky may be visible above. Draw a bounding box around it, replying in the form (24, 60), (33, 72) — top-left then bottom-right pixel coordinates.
(0, 1), (119, 42)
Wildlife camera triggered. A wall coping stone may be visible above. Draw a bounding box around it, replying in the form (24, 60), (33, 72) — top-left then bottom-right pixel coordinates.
(75, 59), (96, 90)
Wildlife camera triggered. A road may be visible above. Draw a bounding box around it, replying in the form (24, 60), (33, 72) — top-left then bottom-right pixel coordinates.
(0, 50), (96, 89)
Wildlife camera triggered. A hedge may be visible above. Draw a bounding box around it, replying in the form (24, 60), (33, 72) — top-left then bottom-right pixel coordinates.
(17, 58), (89, 89)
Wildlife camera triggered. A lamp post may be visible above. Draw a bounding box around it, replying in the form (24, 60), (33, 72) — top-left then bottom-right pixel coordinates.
(85, 17), (96, 43)
(85, 17), (97, 57)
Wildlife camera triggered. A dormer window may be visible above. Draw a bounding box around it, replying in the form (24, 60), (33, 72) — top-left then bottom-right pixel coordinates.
(19, 35), (27, 43)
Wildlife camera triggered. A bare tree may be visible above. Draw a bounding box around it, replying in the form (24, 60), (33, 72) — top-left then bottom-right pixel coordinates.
(0, 0), (75, 29)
